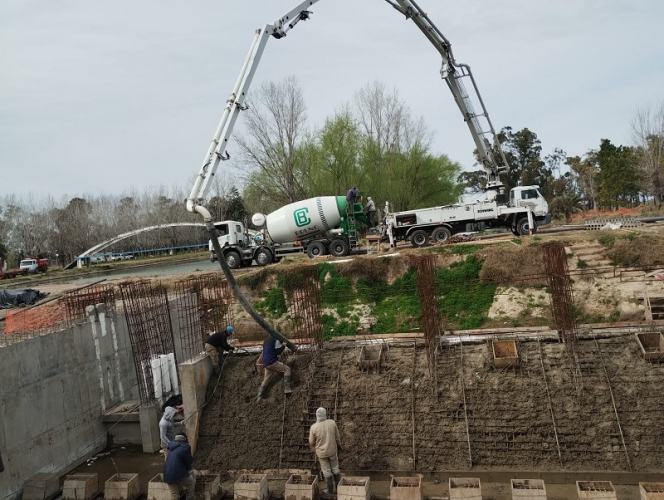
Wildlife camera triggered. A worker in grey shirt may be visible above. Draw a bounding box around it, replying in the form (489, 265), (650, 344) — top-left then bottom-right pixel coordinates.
(309, 407), (342, 494)
(159, 406), (182, 459)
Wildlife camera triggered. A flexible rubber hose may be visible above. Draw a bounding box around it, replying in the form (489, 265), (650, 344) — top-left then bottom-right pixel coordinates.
(206, 222), (298, 352)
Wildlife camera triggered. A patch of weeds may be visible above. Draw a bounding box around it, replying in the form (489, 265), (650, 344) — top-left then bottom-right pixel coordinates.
(511, 318), (519, 327)
(317, 263), (353, 306)
(239, 268), (270, 290)
(533, 236), (542, 241)
(371, 268), (420, 334)
(608, 310), (620, 322)
(511, 238), (523, 245)
(622, 233), (637, 242)
(449, 244), (484, 255)
(254, 288), (287, 318)
(437, 255), (496, 330)
(576, 259), (589, 269)
(321, 314), (359, 339)
(597, 233), (616, 248)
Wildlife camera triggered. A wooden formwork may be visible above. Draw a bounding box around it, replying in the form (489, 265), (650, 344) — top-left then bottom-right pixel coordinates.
(338, 476), (371, 500)
(492, 340), (519, 368)
(195, 473), (223, 500)
(105, 474), (140, 500)
(234, 473), (269, 500)
(358, 345), (383, 373)
(285, 474), (319, 500)
(636, 332), (664, 361)
(511, 479), (547, 499)
(640, 482), (664, 500)
(63, 473), (99, 500)
(23, 473), (60, 500)
(576, 481), (617, 500)
(449, 477), (481, 500)
(390, 477), (423, 500)
(147, 474), (171, 500)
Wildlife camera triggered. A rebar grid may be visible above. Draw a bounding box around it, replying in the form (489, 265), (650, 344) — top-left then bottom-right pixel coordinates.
(285, 266), (324, 346)
(118, 280), (177, 402)
(173, 274), (233, 361)
(62, 283), (116, 327)
(415, 255), (442, 374)
(543, 243), (577, 342)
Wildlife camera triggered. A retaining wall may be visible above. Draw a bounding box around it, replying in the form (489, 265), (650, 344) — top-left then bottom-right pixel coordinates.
(0, 312), (139, 499)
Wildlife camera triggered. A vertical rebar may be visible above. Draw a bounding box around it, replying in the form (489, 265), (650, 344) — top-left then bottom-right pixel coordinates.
(415, 255), (442, 375)
(118, 280), (177, 402)
(543, 243), (577, 343)
(285, 266), (324, 347)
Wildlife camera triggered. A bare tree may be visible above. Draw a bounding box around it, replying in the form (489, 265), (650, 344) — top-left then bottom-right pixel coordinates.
(631, 102), (664, 205)
(237, 75), (309, 205)
(355, 81), (430, 152)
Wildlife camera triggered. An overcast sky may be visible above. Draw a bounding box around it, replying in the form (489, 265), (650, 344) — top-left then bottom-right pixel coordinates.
(2, 0), (662, 200)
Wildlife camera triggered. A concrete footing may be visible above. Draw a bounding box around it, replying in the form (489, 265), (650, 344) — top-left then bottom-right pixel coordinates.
(511, 479), (547, 499)
(576, 481), (617, 499)
(234, 473), (269, 500)
(639, 482), (664, 500)
(62, 473), (99, 500)
(105, 473), (140, 500)
(338, 477), (371, 500)
(390, 477), (422, 500)
(139, 402), (162, 453)
(285, 474), (318, 500)
(23, 473), (60, 500)
(449, 478), (481, 500)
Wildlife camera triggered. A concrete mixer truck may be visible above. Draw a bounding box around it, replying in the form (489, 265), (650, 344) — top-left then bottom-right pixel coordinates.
(209, 195), (370, 268)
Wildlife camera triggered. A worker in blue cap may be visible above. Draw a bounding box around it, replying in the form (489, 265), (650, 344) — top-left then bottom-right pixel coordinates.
(205, 326), (236, 374)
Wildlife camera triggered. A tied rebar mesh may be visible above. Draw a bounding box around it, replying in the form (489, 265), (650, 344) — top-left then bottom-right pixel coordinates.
(118, 280), (177, 402)
(62, 283), (116, 327)
(174, 274), (233, 361)
(543, 243), (577, 342)
(285, 266), (323, 347)
(415, 255), (442, 374)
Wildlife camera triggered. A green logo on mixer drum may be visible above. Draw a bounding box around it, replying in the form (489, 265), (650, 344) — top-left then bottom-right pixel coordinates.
(293, 207), (311, 227)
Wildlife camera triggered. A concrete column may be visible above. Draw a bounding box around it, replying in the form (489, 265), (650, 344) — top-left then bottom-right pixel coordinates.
(139, 402), (161, 453)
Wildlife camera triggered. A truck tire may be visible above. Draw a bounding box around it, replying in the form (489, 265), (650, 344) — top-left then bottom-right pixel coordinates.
(329, 239), (349, 257)
(255, 248), (273, 266)
(225, 250), (242, 269)
(432, 226), (452, 243)
(411, 230), (429, 248)
(210, 253), (217, 263)
(307, 241), (327, 258)
(516, 217), (537, 236)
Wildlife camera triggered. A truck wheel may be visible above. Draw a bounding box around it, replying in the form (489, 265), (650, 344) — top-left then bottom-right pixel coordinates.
(411, 230), (429, 248)
(516, 218), (537, 236)
(255, 248), (273, 266)
(210, 253), (217, 263)
(432, 227), (452, 243)
(329, 239), (349, 257)
(307, 241), (327, 258)
(224, 250), (242, 269)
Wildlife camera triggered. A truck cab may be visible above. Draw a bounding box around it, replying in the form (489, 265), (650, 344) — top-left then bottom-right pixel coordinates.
(509, 186), (548, 216)
(209, 221), (247, 252)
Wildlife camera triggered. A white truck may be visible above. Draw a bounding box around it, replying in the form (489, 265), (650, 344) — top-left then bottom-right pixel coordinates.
(209, 195), (369, 268)
(385, 185), (551, 247)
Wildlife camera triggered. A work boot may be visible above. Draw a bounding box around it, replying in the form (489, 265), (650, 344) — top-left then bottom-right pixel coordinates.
(324, 476), (334, 495)
(283, 376), (293, 394)
(256, 385), (266, 402)
(333, 474), (341, 492)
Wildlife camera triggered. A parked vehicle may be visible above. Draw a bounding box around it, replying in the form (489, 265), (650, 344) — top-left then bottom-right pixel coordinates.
(90, 254), (106, 264)
(19, 258), (50, 273)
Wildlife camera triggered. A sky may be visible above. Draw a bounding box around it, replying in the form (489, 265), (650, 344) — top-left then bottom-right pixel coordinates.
(1, 0), (663, 200)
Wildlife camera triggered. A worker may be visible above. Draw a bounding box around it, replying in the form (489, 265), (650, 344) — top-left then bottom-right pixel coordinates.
(205, 325), (236, 373)
(346, 187), (357, 205)
(256, 335), (293, 401)
(309, 407), (342, 494)
(163, 433), (195, 500)
(364, 197), (377, 227)
(159, 406), (182, 459)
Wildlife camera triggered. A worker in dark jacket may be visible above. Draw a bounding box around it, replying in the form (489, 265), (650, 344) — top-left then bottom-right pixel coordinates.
(346, 187), (357, 205)
(256, 335), (293, 401)
(205, 326), (235, 373)
(164, 434), (195, 500)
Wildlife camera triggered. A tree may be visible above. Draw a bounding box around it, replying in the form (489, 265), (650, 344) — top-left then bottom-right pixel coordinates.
(567, 153), (599, 210)
(631, 102), (664, 205)
(237, 76), (309, 205)
(596, 139), (641, 209)
(225, 187), (248, 223)
(549, 194), (584, 222)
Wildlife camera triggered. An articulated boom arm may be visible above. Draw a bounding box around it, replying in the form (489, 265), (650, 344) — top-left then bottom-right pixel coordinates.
(385, 0), (510, 188)
(186, 0), (319, 220)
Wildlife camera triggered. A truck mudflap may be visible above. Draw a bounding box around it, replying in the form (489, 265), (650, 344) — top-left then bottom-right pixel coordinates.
(538, 214), (553, 226)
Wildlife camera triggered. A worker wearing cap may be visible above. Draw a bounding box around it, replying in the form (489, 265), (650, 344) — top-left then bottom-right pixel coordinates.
(256, 335), (293, 401)
(205, 326), (235, 373)
(309, 407), (342, 494)
(163, 433), (195, 500)
(364, 197), (377, 227)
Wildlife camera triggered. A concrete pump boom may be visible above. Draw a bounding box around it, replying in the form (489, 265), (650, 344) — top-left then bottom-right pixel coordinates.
(385, 0), (510, 190)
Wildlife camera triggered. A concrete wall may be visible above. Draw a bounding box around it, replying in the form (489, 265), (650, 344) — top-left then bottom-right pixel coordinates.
(0, 310), (139, 499)
(179, 353), (213, 455)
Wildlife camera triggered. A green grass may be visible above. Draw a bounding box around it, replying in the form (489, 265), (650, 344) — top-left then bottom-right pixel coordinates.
(576, 259), (589, 269)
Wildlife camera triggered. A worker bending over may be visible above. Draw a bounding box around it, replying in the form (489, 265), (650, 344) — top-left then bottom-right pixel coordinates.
(256, 335), (293, 401)
(205, 326), (235, 374)
(309, 407), (342, 494)
(163, 433), (195, 500)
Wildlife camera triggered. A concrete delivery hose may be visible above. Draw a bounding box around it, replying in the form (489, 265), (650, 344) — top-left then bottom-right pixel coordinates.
(206, 221), (298, 352)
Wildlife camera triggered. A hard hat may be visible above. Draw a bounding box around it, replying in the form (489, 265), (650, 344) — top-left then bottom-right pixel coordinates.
(367, 197), (372, 201)
(226, 326), (235, 335)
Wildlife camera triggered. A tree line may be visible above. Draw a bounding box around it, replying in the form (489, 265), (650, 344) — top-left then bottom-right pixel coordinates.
(1, 76), (662, 266)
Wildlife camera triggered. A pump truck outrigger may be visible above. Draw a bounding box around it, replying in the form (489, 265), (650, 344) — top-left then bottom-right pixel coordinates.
(184, 0), (550, 347)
